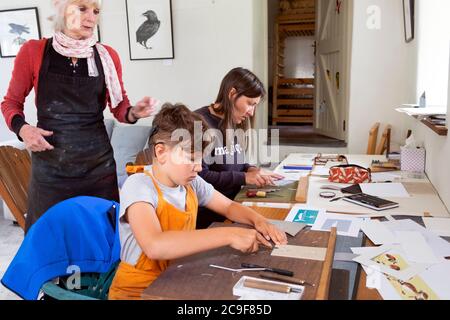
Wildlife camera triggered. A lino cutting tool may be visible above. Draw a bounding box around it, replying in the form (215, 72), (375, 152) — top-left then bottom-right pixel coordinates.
(259, 272), (314, 287)
(241, 263), (294, 277)
(243, 279), (302, 294)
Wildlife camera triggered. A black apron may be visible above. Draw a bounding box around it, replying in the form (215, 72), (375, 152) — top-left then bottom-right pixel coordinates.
(25, 39), (119, 232)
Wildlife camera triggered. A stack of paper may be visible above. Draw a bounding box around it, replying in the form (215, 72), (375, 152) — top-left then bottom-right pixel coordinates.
(352, 219), (450, 300)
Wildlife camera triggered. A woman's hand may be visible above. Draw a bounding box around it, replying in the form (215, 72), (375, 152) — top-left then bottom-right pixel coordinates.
(254, 218), (288, 247)
(245, 168), (284, 187)
(128, 97), (159, 122)
(19, 125), (54, 152)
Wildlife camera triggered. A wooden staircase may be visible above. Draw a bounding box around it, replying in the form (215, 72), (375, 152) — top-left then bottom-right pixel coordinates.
(272, 0), (316, 125)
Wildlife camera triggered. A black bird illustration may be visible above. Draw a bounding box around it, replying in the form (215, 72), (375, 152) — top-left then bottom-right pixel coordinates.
(9, 23), (30, 36)
(136, 10), (161, 49)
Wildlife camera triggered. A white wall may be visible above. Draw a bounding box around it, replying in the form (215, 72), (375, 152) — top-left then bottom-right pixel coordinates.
(415, 0), (450, 106)
(1, 0), (265, 142)
(347, 0), (418, 154)
(401, 0), (450, 210)
(347, 0), (450, 210)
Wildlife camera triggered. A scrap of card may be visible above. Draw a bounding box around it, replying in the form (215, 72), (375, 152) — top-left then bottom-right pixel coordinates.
(268, 220), (306, 237)
(272, 245), (327, 261)
(285, 206), (324, 226)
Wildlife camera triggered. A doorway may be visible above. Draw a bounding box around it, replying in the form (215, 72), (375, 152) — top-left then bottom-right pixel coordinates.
(267, 0), (351, 146)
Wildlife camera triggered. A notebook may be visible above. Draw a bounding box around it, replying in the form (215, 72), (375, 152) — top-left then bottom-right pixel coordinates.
(342, 193), (399, 211)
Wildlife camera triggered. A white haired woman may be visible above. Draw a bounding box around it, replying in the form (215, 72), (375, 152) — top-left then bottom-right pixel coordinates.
(1, 0), (158, 232)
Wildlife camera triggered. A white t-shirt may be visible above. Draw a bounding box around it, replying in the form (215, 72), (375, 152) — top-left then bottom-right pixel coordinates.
(118, 168), (215, 265)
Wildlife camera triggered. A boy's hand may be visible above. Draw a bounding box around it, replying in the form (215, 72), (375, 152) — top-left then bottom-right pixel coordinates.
(228, 228), (263, 253)
(254, 218), (288, 246)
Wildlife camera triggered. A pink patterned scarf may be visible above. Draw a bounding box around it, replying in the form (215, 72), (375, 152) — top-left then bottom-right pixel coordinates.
(52, 31), (123, 108)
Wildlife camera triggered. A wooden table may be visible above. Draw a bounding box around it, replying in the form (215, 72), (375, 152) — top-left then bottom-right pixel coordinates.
(140, 207), (337, 300)
(251, 207), (382, 300)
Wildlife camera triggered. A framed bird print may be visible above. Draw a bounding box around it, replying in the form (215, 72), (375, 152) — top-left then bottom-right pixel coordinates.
(0, 7), (41, 58)
(125, 0), (174, 60)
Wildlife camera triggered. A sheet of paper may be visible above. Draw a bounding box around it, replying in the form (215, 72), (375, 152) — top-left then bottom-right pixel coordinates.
(311, 166), (330, 177)
(360, 183), (410, 198)
(273, 170), (309, 181)
(351, 246), (384, 256)
(273, 179), (297, 187)
(352, 244), (432, 282)
(311, 212), (363, 238)
(360, 220), (397, 245)
(423, 217), (450, 237)
(272, 245), (327, 261)
(395, 231), (442, 264)
(281, 153), (316, 165)
(371, 172), (402, 183)
(268, 220), (306, 237)
(285, 206), (324, 226)
(396, 106), (447, 116)
(420, 261), (450, 300)
(383, 219), (450, 258)
(334, 252), (358, 262)
(234, 276), (304, 300)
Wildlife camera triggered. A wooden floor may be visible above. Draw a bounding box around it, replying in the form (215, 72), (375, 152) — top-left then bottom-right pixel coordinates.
(268, 125), (347, 148)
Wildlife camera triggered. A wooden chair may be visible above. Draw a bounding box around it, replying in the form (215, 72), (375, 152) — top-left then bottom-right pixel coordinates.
(134, 148), (153, 166)
(367, 123), (392, 156)
(0, 146), (31, 230)
(375, 125), (392, 156)
(367, 123), (380, 155)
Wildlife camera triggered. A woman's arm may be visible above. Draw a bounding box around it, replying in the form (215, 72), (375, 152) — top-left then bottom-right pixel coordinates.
(104, 46), (156, 123)
(199, 161), (247, 191)
(127, 202), (264, 261)
(204, 191), (288, 246)
(1, 42), (34, 131)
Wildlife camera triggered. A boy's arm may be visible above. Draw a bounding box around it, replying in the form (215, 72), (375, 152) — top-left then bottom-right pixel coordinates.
(205, 191), (287, 246)
(126, 202), (264, 261)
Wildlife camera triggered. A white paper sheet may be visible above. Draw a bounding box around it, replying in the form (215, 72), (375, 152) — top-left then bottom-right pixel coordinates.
(311, 212), (363, 238)
(352, 244), (432, 282)
(423, 217), (450, 237)
(273, 170), (309, 181)
(383, 219), (450, 258)
(360, 261), (450, 300)
(395, 231), (442, 264)
(360, 220), (397, 245)
(360, 183), (410, 198)
(311, 166), (330, 176)
(371, 172), (402, 183)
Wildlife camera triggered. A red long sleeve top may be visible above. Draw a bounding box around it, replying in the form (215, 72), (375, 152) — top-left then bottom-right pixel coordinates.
(1, 38), (133, 132)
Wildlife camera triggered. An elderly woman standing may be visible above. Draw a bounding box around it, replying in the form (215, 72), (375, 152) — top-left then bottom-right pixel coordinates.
(1, 0), (157, 232)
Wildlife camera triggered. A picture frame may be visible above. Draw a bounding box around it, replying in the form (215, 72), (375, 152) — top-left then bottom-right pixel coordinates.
(0, 7), (41, 58)
(403, 0), (415, 43)
(125, 0), (174, 61)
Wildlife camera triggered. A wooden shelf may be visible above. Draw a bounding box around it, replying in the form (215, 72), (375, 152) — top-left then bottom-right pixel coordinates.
(421, 117), (448, 136)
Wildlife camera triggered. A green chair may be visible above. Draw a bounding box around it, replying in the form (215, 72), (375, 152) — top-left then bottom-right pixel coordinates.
(40, 261), (119, 300)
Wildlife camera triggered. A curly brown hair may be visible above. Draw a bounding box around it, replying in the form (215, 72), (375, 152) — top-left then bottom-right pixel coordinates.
(149, 103), (210, 158)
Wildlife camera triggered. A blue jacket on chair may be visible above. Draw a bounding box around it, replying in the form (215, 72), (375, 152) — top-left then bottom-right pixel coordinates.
(1, 196), (121, 300)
